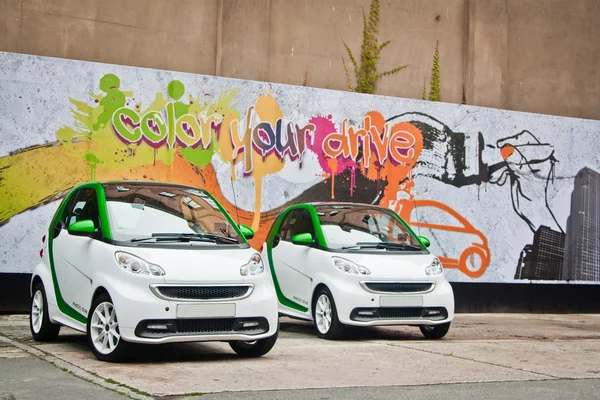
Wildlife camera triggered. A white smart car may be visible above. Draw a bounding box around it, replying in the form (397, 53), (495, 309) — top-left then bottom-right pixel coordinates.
(30, 181), (278, 361)
(262, 202), (454, 339)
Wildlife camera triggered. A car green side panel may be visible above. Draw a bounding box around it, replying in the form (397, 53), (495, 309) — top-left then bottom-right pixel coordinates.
(47, 182), (112, 324)
(265, 204), (326, 313)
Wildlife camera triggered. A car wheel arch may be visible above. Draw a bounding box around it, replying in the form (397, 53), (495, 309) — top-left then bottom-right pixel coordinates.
(31, 275), (43, 296)
(91, 286), (110, 303)
(311, 283), (329, 310)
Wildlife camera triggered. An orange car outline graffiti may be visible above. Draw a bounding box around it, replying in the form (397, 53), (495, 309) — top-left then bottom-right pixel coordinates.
(398, 199), (490, 278)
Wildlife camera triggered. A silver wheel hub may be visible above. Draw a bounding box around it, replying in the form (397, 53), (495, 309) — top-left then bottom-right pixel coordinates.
(315, 294), (332, 334)
(90, 301), (120, 355)
(31, 290), (44, 334)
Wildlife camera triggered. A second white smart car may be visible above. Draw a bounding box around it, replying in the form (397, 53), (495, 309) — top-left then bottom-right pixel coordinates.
(262, 202), (454, 339)
(30, 181), (278, 361)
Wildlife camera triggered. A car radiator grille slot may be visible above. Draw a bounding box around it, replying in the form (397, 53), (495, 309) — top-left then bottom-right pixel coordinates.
(378, 307), (423, 319)
(176, 318), (235, 334)
(156, 285), (250, 300)
(364, 282), (433, 293)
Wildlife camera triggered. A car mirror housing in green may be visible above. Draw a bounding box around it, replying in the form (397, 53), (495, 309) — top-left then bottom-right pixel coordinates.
(239, 224), (255, 240)
(418, 235), (431, 248)
(68, 220), (96, 237)
(292, 232), (314, 245)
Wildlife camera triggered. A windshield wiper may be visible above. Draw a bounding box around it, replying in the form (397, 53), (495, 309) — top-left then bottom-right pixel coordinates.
(341, 242), (422, 251)
(130, 233), (239, 244)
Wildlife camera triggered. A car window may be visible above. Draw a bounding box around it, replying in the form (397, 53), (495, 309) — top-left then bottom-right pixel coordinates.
(283, 209), (315, 241)
(103, 184), (242, 244)
(61, 188), (100, 235)
(277, 211), (292, 239)
(315, 205), (424, 250)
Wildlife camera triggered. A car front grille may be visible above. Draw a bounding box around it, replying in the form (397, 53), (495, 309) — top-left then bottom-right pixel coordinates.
(363, 282), (434, 293)
(176, 318), (235, 334)
(135, 317), (269, 338)
(350, 307), (448, 322)
(155, 285), (251, 301)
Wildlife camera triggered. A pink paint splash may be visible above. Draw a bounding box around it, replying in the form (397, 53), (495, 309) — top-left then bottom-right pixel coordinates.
(307, 115), (358, 175)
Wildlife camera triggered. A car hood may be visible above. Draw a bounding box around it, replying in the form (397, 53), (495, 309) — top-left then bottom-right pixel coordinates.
(117, 246), (259, 284)
(338, 252), (440, 281)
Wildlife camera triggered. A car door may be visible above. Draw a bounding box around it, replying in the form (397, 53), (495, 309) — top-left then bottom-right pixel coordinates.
(51, 188), (101, 319)
(271, 208), (318, 313)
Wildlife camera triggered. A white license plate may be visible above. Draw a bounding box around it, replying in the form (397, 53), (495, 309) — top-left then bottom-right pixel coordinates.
(176, 303), (236, 318)
(379, 296), (423, 307)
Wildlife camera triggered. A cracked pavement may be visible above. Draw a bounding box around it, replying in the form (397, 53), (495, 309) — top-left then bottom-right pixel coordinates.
(1, 313), (600, 399)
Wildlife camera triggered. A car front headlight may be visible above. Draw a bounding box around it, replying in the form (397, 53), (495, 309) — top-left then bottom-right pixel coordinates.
(425, 257), (443, 275)
(240, 253), (264, 276)
(332, 256), (370, 275)
(115, 252), (165, 276)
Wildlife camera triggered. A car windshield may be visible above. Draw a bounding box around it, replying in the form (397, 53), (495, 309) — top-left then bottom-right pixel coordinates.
(314, 204), (425, 252)
(103, 183), (242, 244)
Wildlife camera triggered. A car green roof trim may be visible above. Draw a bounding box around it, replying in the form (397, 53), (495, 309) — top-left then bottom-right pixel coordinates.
(390, 209), (429, 252)
(202, 190), (248, 244)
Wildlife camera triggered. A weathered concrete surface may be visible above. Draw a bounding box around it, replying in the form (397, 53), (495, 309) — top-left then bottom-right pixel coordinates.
(1, 314), (599, 397)
(1, 0), (599, 119)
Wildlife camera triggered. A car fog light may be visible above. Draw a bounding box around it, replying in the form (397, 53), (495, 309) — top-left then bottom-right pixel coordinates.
(425, 310), (441, 315)
(147, 324), (169, 330)
(358, 311), (375, 316)
(242, 321), (259, 328)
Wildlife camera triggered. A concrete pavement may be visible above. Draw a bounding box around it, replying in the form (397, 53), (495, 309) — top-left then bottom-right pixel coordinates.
(1, 313), (599, 398)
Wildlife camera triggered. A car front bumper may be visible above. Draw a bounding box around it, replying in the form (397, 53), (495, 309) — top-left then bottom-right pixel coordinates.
(110, 280), (279, 344)
(331, 278), (455, 327)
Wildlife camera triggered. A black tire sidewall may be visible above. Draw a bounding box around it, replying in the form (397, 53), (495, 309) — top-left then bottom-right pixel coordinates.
(229, 326), (279, 357)
(420, 322), (451, 339)
(30, 283), (60, 341)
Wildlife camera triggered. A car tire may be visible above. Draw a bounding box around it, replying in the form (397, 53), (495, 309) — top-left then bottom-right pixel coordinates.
(87, 293), (130, 362)
(30, 283), (61, 342)
(229, 329), (278, 358)
(312, 287), (344, 340)
(420, 322), (451, 339)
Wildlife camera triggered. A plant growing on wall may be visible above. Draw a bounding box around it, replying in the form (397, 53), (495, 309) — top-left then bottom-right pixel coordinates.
(422, 41), (442, 102)
(342, 0), (407, 94)
(428, 41), (441, 101)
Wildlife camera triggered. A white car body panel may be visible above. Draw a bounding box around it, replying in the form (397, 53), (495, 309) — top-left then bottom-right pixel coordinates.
(30, 184), (278, 348)
(265, 243), (455, 328)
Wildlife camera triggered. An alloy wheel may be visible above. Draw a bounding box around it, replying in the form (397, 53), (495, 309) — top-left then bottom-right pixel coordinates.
(90, 302), (121, 355)
(315, 294), (332, 334)
(31, 290), (44, 334)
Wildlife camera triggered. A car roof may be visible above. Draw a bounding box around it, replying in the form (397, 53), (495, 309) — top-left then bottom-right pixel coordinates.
(306, 201), (390, 210)
(98, 180), (207, 191)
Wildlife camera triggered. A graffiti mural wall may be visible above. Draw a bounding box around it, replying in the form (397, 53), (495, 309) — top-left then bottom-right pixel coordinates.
(1, 51), (600, 284)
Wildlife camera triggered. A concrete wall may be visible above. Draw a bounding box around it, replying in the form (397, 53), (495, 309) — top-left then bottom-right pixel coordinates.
(2, 51), (600, 285)
(1, 0), (599, 119)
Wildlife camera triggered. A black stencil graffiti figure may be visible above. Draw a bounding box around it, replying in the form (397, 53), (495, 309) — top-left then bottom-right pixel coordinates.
(488, 130), (563, 234)
(384, 113), (563, 234)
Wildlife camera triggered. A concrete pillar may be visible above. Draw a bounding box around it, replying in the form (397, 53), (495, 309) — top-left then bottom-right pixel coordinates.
(464, 0), (508, 109)
(217, 0), (271, 81)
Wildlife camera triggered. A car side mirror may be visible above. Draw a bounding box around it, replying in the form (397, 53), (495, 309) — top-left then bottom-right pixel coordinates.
(272, 234), (281, 248)
(238, 224), (254, 240)
(418, 235), (431, 248)
(292, 232), (314, 246)
(68, 220), (96, 237)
